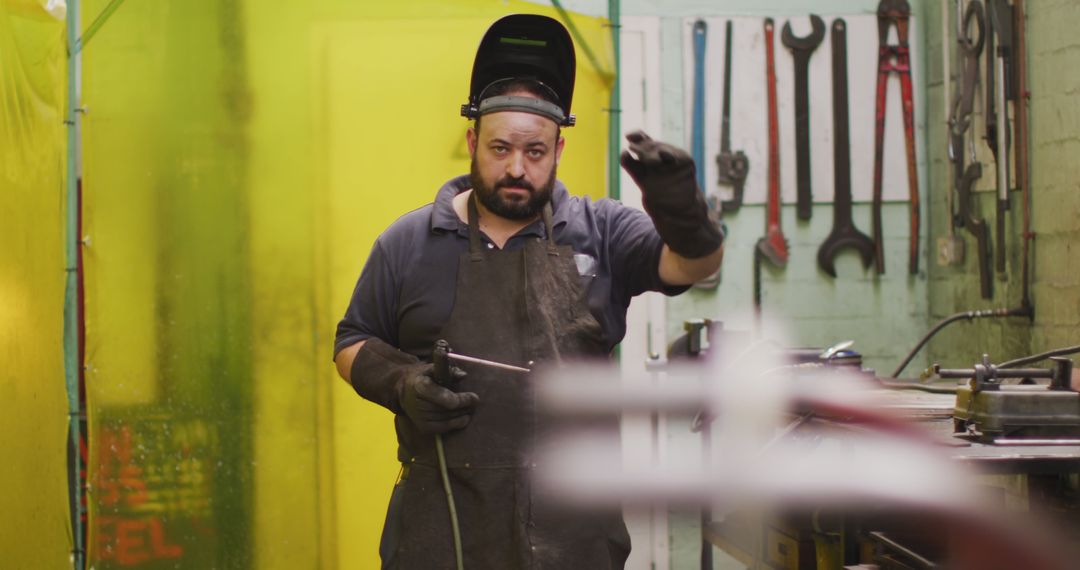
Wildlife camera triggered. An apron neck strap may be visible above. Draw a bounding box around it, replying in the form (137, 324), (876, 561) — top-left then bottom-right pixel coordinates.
(467, 193), (483, 256)
(540, 204), (558, 255)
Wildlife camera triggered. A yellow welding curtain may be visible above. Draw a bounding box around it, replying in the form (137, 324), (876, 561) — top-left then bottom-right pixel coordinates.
(0, 1), (70, 568)
(79, 0), (611, 568)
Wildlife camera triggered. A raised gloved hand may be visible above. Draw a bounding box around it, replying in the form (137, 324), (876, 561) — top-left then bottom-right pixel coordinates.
(350, 337), (478, 434)
(620, 130), (723, 259)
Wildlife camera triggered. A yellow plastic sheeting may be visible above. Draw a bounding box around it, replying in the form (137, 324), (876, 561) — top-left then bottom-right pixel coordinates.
(82, 0), (260, 566)
(0, 1), (70, 567)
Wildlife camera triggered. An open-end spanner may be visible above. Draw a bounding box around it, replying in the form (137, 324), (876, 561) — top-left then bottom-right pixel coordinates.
(718, 20), (750, 213)
(872, 0), (920, 275)
(757, 18), (789, 268)
(781, 15), (825, 222)
(818, 18), (875, 277)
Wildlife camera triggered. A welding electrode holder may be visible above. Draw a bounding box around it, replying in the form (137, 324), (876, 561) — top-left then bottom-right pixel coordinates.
(433, 339), (452, 387)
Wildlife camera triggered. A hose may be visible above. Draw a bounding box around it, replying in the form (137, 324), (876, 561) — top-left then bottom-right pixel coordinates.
(890, 307), (1030, 378)
(435, 435), (464, 570)
(999, 345), (1080, 369)
(877, 380), (960, 394)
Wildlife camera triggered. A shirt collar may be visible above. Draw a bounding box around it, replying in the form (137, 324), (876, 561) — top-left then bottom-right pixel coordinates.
(430, 175), (570, 235)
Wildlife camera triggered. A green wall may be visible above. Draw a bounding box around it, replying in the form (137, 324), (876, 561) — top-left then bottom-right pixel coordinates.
(924, 1), (1080, 369)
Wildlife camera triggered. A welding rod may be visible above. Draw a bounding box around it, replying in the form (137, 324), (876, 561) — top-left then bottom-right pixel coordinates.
(447, 352), (531, 373)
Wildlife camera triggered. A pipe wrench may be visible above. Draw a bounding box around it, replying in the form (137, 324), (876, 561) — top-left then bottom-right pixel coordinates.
(717, 20), (750, 213)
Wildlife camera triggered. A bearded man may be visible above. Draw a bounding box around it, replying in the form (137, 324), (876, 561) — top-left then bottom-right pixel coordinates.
(334, 14), (723, 569)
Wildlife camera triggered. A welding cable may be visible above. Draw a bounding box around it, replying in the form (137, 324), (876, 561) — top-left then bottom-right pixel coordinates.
(435, 435), (464, 570)
(876, 379), (960, 394)
(430, 341), (465, 570)
(998, 345), (1080, 369)
(890, 307), (1030, 378)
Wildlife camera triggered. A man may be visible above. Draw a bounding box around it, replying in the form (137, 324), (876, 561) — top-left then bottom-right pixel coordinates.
(334, 14), (723, 569)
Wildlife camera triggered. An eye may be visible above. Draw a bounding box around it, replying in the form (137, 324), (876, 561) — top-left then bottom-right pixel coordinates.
(527, 148), (546, 159)
(491, 145), (509, 155)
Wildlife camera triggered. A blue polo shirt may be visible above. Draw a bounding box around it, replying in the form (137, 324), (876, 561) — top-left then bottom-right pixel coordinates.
(335, 175), (688, 360)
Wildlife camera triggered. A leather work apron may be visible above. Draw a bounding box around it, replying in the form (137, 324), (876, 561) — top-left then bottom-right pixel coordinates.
(383, 195), (631, 569)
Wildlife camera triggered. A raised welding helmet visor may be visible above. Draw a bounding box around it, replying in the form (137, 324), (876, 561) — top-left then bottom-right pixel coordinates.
(461, 14), (576, 127)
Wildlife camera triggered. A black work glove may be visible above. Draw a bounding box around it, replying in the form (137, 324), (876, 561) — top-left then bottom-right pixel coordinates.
(620, 130), (724, 259)
(350, 338), (479, 434)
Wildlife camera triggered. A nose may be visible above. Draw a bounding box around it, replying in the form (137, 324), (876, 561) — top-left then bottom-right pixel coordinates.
(506, 151), (526, 179)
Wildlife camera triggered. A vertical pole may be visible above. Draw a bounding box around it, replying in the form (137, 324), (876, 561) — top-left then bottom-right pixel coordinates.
(608, 0), (621, 200)
(65, 1), (85, 568)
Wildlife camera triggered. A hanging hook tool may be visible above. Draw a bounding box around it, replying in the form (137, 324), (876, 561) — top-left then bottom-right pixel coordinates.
(872, 0), (920, 275)
(781, 15), (825, 222)
(818, 18), (876, 277)
(717, 20), (750, 213)
(950, 1), (992, 299)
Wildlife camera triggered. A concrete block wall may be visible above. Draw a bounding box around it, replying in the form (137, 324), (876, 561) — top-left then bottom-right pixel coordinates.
(924, 1), (1080, 369)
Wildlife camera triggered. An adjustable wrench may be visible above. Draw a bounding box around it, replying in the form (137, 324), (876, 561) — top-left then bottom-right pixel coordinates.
(872, 0), (920, 275)
(757, 18), (789, 268)
(717, 20), (750, 213)
(818, 19), (875, 277)
(781, 15), (825, 222)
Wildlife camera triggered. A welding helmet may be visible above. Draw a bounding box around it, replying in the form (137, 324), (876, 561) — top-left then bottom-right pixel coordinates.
(460, 14), (577, 127)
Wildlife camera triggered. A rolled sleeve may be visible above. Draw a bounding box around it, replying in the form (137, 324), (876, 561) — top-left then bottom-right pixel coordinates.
(603, 202), (690, 305)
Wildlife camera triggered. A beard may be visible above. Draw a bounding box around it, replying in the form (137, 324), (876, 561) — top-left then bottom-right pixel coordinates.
(470, 157), (556, 221)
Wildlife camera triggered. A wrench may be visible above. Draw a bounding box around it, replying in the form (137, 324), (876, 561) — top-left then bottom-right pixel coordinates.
(781, 15), (826, 222)
(958, 163), (993, 299)
(872, 0), (920, 275)
(692, 20), (708, 195)
(692, 20), (723, 290)
(718, 20), (750, 213)
(818, 19), (875, 277)
(757, 18), (789, 268)
(989, 0), (1014, 275)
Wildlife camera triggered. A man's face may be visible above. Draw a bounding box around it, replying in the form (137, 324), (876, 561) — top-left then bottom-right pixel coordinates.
(467, 108), (564, 221)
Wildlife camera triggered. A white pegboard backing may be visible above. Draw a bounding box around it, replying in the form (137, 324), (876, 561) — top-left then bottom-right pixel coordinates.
(682, 14), (922, 205)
